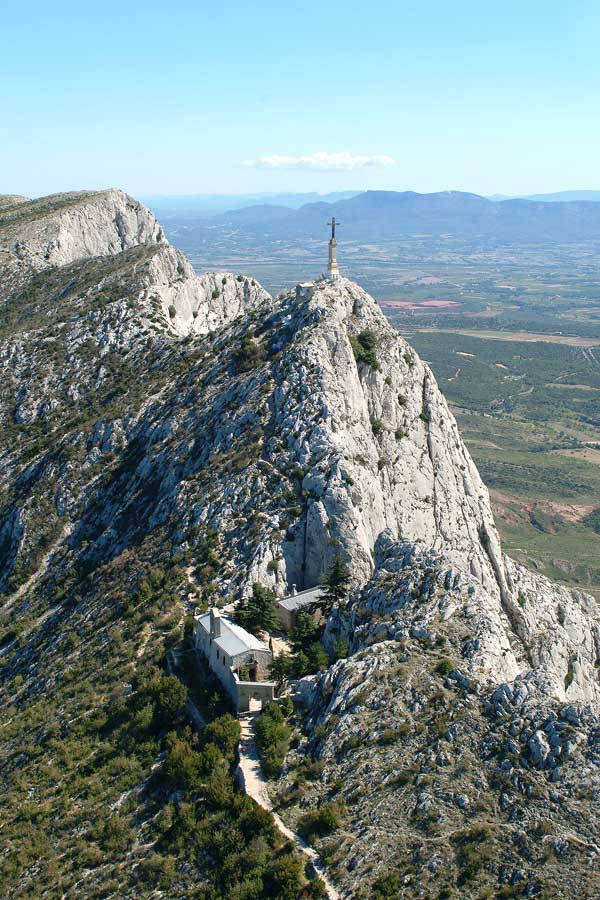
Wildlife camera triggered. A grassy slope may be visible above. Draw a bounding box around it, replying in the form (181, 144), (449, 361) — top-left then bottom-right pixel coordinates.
(0, 191), (106, 229)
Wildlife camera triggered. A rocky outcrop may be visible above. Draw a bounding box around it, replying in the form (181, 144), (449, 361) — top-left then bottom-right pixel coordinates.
(257, 278), (506, 597)
(0, 194), (29, 210)
(0, 190), (270, 337)
(321, 534), (600, 707)
(0, 189), (163, 273)
(140, 247), (271, 336)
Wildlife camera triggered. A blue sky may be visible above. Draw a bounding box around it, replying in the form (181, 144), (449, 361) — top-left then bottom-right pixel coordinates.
(2, 0), (600, 198)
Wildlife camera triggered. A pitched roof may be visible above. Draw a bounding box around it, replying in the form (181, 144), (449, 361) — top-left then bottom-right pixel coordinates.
(196, 612), (268, 657)
(278, 585), (324, 612)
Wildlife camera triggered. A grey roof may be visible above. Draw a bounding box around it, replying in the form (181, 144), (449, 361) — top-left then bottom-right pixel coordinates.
(278, 585), (324, 612)
(196, 612), (268, 658)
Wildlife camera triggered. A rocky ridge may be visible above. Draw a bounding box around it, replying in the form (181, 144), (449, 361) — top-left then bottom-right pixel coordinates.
(1, 190), (599, 899)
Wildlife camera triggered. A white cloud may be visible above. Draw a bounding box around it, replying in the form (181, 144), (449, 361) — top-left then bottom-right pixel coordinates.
(242, 151), (396, 171)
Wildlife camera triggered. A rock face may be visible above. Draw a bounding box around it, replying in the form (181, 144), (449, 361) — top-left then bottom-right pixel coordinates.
(0, 190), (269, 331)
(2, 190), (600, 900)
(141, 250), (271, 336)
(0, 190), (163, 271)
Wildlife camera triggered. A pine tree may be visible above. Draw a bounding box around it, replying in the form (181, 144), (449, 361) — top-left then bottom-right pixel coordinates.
(320, 556), (351, 613)
(234, 583), (279, 634)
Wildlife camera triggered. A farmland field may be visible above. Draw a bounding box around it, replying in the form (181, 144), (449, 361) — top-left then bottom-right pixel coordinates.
(407, 330), (600, 596)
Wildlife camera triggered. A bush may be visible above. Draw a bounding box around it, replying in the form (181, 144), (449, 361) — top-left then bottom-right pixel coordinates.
(350, 330), (380, 369)
(168, 304), (176, 318)
(99, 814), (133, 853)
(373, 872), (401, 897)
(263, 854), (304, 900)
(436, 658), (455, 677)
(255, 701), (292, 776)
(234, 335), (267, 373)
(298, 801), (345, 844)
(203, 714), (241, 763)
(162, 734), (205, 791)
(136, 852), (176, 888)
(149, 674), (188, 725)
(330, 636), (349, 662)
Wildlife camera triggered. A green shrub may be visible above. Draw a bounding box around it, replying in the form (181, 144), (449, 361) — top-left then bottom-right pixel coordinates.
(350, 330), (380, 369)
(436, 658), (455, 677)
(99, 814), (133, 854)
(234, 335), (267, 372)
(162, 734), (205, 791)
(263, 854), (304, 899)
(373, 872), (401, 897)
(148, 674), (188, 725)
(330, 636), (349, 662)
(297, 801), (345, 844)
(203, 714), (241, 763)
(378, 728), (400, 745)
(168, 304), (176, 318)
(255, 701), (292, 776)
(136, 852), (176, 888)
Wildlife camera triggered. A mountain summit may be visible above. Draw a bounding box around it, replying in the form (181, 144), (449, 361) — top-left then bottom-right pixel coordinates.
(1, 191), (599, 899)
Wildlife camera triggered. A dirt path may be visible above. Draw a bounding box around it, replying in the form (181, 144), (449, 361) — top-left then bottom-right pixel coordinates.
(136, 623), (153, 658)
(2, 522), (72, 612)
(167, 653), (339, 896)
(236, 712), (341, 900)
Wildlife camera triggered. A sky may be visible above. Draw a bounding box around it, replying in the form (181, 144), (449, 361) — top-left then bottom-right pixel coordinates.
(2, 0), (600, 199)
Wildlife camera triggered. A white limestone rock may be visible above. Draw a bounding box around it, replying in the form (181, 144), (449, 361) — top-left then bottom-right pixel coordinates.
(140, 248), (271, 336)
(0, 190), (163, 271)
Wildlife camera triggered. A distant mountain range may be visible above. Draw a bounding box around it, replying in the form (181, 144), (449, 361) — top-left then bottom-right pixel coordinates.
(208, 190), (600, 243)
(141, 190), (359, 218)
(490, 190), (600, 202)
